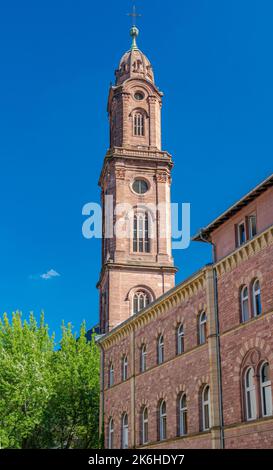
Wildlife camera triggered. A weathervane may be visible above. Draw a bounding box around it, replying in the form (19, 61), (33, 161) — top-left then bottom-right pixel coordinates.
(127, 4), (141, 27)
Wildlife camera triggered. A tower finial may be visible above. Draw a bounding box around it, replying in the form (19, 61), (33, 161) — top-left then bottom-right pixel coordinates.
(127, 5), (141, 50)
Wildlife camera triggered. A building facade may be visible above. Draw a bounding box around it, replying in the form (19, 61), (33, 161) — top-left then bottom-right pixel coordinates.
(97, 26), (273, 449)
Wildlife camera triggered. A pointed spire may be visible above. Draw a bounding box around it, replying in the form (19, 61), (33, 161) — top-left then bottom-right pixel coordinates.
(130, 25), (139, 50)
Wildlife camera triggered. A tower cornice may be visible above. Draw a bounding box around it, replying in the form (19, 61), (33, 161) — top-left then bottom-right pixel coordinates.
(98, 146), (173, 187)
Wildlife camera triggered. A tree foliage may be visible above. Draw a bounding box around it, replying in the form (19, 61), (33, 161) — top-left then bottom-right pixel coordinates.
(0, 312), (100, 449)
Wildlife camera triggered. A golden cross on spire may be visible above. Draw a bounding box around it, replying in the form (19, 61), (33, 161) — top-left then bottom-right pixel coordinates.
(127, 4), (141, 26)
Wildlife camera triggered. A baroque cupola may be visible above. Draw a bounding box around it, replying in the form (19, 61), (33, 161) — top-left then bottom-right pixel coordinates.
(115, 26), (155, 85)
(108, 26), (163, 150)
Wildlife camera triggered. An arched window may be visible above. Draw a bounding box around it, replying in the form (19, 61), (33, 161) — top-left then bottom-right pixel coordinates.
(133, 291), (150, 314)
(241, 286), (249, 322)
(245, 367), (257, 421)
(260, 362), (272, 417)
(177, 323), (184, 355)
(134, 112), (144, 136)
(141, 407), (149, 445)
(202, 385), (211, 431)
(121, 413), (129, 449)
(108, 418), (114, 449)
(157, 334), (164, 365)
(252, 279), (262, 317)
(178, 393), (187, 436)
(109, 363), (114, 388)
(122, 355), (128, 381)
(159, 400), (167, 441)
(133, 212), (150, 253)
(140, 344), (147, 373)
(199, 311), (207, 345)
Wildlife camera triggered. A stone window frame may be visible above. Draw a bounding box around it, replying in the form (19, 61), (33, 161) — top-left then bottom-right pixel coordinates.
(127, 285), (155, 316)
(177, 392), (187, 437)
(140, 343), (147, 373)
(200, 384), (211, 431)
(109, 361), (114, 388)
(121, 412), (129, 449)
(108, 417), (114, 449)
(251, 278), (262, 317)
(240, 348), (273, 422)
(140, 405), (149, 445)
(176, 322), (185, 355)
(198, 311), (207, 345)
(121, 354), (128, 382)
(130, 108), (149, 138)
(157, 333), (164, 365)
(158, 399), (167, 441)
(240, 284), (250, 323)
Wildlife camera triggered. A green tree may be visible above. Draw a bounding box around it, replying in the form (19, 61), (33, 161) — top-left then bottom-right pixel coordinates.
(0, 312), (54, 448)
(0, 312), (100, 449)
(38, 322), (100, 448)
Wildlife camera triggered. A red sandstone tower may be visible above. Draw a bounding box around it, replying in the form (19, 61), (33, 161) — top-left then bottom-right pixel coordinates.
(98, 26), (177, 332)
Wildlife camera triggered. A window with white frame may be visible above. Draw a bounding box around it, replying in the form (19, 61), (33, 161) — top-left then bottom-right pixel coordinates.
(122, 355), (128, 381)
(237, 221), (246, 246)
(252, 279), (262, 317)
(260, 362), (272, 417)
(134, 112), (144, 136)
(199, 311), (207, 345)
(245, 367), (257, 421)
(241, 286), (249, 323)
(249, 214), (257, 239)
(109, 363), (114, 388)
(177, 323), (184, 355)
(133, 291), (150, 314)
(121, 413), (129, 449)
(159, 400), (167, 441)
(141, 407), (149, 444)
(133, 212), (150, 253)
(108, 418), (114, 449)
(157, 334), (164, 365)
(178, 393), (187, 436)
(140, 344), (147, 373)
(202, 385), (211, 431)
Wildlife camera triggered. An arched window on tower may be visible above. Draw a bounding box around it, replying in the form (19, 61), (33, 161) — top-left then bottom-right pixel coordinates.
(260, 362), (272, 417)
(133, 290), (150, 314)
(133, 212), (150, 253)
(134, 112), (144, 136)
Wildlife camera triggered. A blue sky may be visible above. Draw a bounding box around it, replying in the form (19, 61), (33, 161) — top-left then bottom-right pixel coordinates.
(0, 0), (272, 341)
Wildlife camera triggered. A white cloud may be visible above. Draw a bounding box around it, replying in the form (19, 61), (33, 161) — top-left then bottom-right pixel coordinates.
(40, 269), (61, 280)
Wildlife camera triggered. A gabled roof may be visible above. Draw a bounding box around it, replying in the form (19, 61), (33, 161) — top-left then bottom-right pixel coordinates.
(193, 173), (273, 242)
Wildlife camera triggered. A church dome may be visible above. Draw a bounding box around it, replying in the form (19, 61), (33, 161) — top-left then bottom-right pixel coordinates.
(115, 27), (155, 85)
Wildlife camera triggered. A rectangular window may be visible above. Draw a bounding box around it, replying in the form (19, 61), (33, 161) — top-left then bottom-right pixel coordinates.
(237, 222), (246, 246)
(248, 214), (257, 239)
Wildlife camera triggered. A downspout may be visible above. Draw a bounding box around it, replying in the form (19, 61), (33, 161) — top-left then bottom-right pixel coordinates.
(199, 231), (225, 449)
(97, 342), (105, 448)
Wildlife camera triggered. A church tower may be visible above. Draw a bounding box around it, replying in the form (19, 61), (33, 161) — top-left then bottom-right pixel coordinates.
(98, 25), (177, 333)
